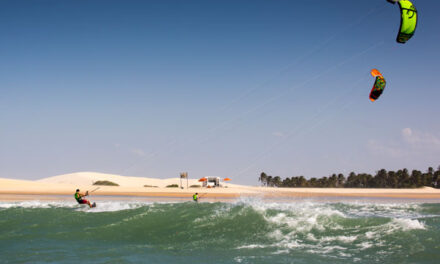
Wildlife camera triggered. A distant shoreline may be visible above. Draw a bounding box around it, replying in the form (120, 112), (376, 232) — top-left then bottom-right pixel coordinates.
(1, 189), (440, 200)
(2, 172), (440, 201)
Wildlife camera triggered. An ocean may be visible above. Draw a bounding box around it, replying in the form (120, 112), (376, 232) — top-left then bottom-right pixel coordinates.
(1, 197), (439, 264)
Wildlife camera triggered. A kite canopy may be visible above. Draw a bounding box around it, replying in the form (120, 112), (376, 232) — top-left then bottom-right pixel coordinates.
(389, 0), (417, 43)
(370, 69), (382, 78)
(369, 69), (386, 102)
(223, 178), (231, 181)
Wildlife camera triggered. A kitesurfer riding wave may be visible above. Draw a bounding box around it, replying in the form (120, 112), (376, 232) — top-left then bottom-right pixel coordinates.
(193, 193), (199, 202)
(74, 189), (94, 208)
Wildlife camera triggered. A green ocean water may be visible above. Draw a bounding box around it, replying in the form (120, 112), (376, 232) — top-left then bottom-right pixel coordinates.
(1, 198), (440, 264)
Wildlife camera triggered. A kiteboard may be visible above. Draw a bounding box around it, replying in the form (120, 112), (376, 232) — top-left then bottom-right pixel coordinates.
(91, 202), (96, 208)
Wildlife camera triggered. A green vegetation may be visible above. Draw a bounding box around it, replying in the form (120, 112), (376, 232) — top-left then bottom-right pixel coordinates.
(166, 184), (179, 188)
(93, 180), (119, 186)
(259, 166), (440, 188)
(144, 185), (158, 188)
(190, 185), (201, 188)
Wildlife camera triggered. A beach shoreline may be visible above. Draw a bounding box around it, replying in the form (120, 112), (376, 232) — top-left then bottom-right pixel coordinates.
(1, 189), (440, 201)
(2, 172), (440, 201)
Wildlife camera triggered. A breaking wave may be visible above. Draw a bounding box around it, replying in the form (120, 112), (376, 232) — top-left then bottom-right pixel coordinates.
(1, 198), (439, 263)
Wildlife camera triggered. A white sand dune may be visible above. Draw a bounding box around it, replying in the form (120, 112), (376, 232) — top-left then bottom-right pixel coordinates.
(36, 171), (242, 188)
(37, 172), (192, 188)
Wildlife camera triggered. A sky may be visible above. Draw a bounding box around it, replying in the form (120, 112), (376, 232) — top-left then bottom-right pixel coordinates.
(1, 0), (439, 184)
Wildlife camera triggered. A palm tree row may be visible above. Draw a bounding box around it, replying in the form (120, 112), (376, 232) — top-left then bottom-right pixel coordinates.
(258, 166), (440, 188)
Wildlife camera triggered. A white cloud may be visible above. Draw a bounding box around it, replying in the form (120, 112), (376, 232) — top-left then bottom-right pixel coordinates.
(366, 139), (407, 158)
(113, 143), (146, 157)
(401, 127), (412, 138)
(401, 128), (440, 147)
(367, 128), (440, 159)
(272, 132), (285, 138)
(131, 148), (146, 157)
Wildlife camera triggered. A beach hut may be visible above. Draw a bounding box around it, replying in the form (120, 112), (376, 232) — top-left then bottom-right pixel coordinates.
(202, 176), (220, 188)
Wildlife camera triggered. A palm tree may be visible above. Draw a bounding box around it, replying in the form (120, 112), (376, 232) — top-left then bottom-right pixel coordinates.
(273, 176), (282, 187)
(266, 176), (273, 187)
(259, 172), (268, 186)
(258, 165), (440, 189)
(337, 174), (345, 187)
(298, 176), (307, 187)
(329, 174), (338, 187)
(374, 169), (388, 188)
(309, 177), (317, 187)
(346, 172), (357, 187)
(387, 171), (398, 188)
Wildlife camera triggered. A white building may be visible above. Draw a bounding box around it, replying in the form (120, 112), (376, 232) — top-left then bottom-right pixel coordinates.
(202, 176), (220, 188)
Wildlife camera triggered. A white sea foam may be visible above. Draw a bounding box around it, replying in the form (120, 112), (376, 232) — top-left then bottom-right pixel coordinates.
(239, 199), (346, 236)
(319, 235), (358, 243)
(306, 233), (318, 241)
(0, 200), (78, 209)
(357, 242), (373, 250)
(268, 229), (284, 240)
(234, 257), (243, 263)
(273, 239), (302, 249)
(338, 252), (352, 258)
(391, 218), (425, 230)
(80, 201), (149, 213)
(366, 217), (426, 237)
(365, 231), (376, 239)
(341, 201), (423, 219)
(306, 245), (347, 254)
(193, 203), (234, 224)
(230, 198), (432, 260)
(236, 244), (267, 249)
(0, 200), (156, 212)
(273, 249), (290, 255)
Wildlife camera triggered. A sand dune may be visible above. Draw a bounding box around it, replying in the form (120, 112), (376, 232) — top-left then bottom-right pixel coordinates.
(35, 171), (242, 189)
(36, 172), (201, 188)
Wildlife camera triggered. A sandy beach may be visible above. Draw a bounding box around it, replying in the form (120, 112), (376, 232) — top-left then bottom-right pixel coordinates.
(1, 172), (440, 200)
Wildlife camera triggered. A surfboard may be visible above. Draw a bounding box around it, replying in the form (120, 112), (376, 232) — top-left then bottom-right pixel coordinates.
(91, 202), (96, 208)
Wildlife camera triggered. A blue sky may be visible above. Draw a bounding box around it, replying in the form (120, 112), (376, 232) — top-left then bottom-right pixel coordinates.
(1, 0), (439, 184)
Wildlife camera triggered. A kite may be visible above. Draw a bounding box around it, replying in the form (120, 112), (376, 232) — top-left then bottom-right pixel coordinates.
(387, 0), (417, 43)
(369, 69), (386, 102)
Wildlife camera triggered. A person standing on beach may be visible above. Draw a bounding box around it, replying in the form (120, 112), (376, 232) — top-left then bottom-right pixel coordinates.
(193, 193), (199, 202)
(74, 189), (93, 208)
